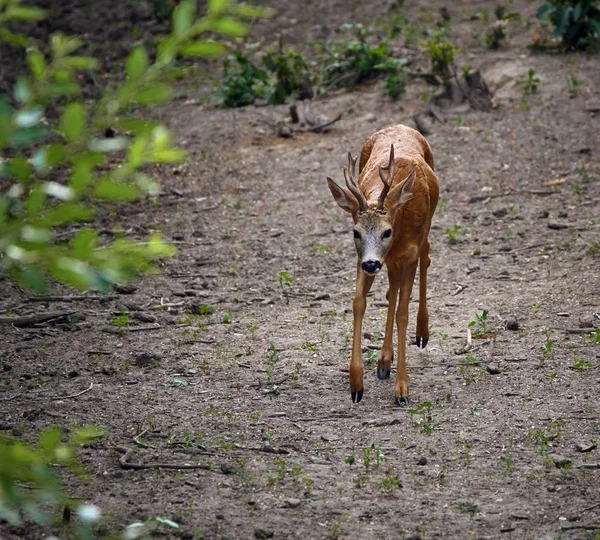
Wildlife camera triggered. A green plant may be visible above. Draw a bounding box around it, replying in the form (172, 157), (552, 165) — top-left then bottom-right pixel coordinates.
(0, 0), (46, 47)
(520, 68), (541, 94)
(222, 310), (232, 323)
(537, 0), (600, 50)
(262, 45), (311, 104)
(570, 358), (592, 371)
(468, 309), (489, 337)
(267, 342), (279, 366)
(421, 28), (458, 83)
(566, 73), (584, 96)
(0, 426), (102, 528)
(595, 328), (600, 344)
(380, 475), (401, 491)
(443, 224), (462, 244)
(111, 309), (130, 329)
(215, 50), (271, 107)
(330, 513), (349, 537)
(316, 24), (407, 98)
(0, 0), (261, 293)
(408, 401), (435, 434)
(456, 501), (479, 518)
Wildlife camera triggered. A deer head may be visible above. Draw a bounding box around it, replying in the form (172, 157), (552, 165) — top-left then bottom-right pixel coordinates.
(326, 145), (415, 275)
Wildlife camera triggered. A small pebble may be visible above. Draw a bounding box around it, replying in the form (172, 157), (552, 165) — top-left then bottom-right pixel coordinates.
(254, 528), (274, 539)
(284, 498), (301, 508)
(487, 364), (501, 375)
(68, 369), (80, 378)
(549, 454), (571, 468)
(417, 456), (428, 466)
(114, 284), (137, 294)
(134, 353), (160, 367)
(575, 441), (597, 453)
(101, 366), (116, 376)
(506, 319), (519, 331)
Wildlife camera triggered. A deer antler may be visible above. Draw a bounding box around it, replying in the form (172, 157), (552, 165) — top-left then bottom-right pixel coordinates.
(377, 144), (395, 212)
(343, 152), (368, 212)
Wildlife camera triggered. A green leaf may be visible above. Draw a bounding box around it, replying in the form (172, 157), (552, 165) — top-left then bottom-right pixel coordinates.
(50, 34), (83, 58)
(212, 17), (248, 37)
(60, 102), (86, 141)
(5, 6), (46, 21)
(27, 51), (46, 79)
(70, 229), (98, 258)
(62, 56), (98, 70)
(117, 118), (159, 135)
(17, 266), (47, 294)
(40, 82), (80, 98)
(152, 148), (188, 163)
(172, 0), (196, 37)
(126, 46), (149, 80)
(94, 179), (139, 201)
(0, 27), (30, 47)
(10, 126), (46, 146)
(147, 232), (177, 257)
(26, 188), (46, 214)
(180, 40), (228, 57)
(14, 78), (31, 103)
(13, 107), (44, 128)
(134, 84), (173, 105)
(39, 428), (62, 452)
(208, 0), (227, 12)
(42, 202), (94, 226)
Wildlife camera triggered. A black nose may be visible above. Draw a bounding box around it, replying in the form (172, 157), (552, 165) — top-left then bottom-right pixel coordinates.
(361, 260), (382, 274)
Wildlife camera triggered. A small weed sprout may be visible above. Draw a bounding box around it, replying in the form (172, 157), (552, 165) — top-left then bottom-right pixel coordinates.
(520, 69), (540, 94)
(566, 74), (583, 97)
(111, 310), (130, 329)
(277, 270), (293, 303)
(570, 358), (592, 371)
(468, 309), (489, 337)
(408, 401), (435, 434)
(421, 28), (458, 83)
(443, 225), (462, 244)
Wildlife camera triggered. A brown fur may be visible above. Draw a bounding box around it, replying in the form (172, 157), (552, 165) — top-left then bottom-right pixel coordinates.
(327, 124), (439, 404)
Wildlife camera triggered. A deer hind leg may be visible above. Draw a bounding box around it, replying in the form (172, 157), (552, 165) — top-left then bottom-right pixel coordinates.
(378, 267), (400, 380)
(350, 262), (375, 403)
(415, 240), (431, 348)
(394, 260), (418, 406)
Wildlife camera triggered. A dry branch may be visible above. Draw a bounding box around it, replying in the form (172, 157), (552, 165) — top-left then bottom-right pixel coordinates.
(55, 382), (94, 400)
(117, 447), (214, 471)
(0, 311), (76, 327)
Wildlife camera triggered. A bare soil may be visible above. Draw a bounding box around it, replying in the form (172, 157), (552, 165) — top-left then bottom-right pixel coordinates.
(1, 1), (599, 539)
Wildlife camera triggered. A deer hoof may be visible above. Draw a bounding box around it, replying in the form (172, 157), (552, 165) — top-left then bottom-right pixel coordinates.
(351, 389), (364, 403)
(415, 337), (429, 349)
(395, 396), (409, 406)
(377, 368), (390, 379)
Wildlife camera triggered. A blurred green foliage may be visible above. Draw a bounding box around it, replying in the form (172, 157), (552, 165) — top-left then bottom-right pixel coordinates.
(0, 0), (262, 293)
(537, 0), (600, 50)
(0, 426), (102, 528)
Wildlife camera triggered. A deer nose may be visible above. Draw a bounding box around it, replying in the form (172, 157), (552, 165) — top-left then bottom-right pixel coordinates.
(361, 260), (382, 274)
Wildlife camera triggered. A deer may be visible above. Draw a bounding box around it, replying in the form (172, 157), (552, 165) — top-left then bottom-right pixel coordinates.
(326, 124), (439, 406)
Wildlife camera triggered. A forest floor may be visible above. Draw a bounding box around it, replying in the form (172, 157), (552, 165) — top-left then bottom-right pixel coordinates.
(1, 0), (599, 539)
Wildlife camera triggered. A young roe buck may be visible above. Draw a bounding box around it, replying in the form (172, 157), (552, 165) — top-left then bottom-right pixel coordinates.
(326, 124), (439, 406)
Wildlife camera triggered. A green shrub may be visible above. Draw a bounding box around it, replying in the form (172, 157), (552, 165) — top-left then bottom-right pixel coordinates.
(316, 24), (407, 98)
(0, 0), (262, 293)
(0, 426), (102, 528)
(262, 47), (311, 104)
(421, 28), (458, 83)
(215, 50), (271, 107)
(537, 0), (600, 50)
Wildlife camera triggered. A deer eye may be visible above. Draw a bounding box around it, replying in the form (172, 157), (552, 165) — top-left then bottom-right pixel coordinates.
(353, 230), (361, 239)
(382, 229), (392, 239)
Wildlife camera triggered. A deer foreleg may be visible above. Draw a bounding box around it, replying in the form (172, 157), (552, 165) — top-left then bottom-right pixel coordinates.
(378, 267), (400, 380)
(350, 262), (375, 403)
(415, 240), (431, 348)
(394, 261), (418, 406)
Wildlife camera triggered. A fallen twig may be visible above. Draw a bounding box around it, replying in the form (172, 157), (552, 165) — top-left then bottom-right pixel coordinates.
(55, 382), (93, 400)
(508, 186), (560, 196)
(133, 429), (153, 449)
(28, 295), (119, 302)
(451, 284), (467, 296)
(565, 328), (596, 335)
(0, 311), (76, 327)
(117, 447), (214, 471)
(305, 113), (342, 133)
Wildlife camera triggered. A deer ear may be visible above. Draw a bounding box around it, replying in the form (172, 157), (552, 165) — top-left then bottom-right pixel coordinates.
(327, 177), (358, 214)
(385, 171), (416, 213)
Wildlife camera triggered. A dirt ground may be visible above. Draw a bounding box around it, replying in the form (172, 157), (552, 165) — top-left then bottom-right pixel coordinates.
(1, 0), (600, 538)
